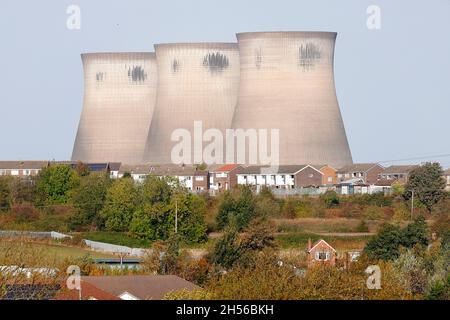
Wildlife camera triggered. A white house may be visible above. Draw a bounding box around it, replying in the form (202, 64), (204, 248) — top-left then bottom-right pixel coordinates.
(236, 165), (323, 189)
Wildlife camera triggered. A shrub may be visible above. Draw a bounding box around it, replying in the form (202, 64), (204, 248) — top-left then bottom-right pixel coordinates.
(364, 217), (429, 261)
(363, 205), (385, 220)
(10, 204), (39, 223)
(356, 219), (369, 232)
(320, 190), (340, 208)
(364, 224), (404, 261)
(216, 186), (256, 231)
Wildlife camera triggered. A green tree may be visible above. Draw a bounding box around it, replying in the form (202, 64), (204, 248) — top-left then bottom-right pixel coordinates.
(402, 216), (429, 248)
(100, 178), (138, 231)
(208, 226), (241, 269)
(36, 165), (80, 205)
(364, 224), (404, 261)
(405, 162), (446, 211)
(216, 186), (256, 231)
(130, 202), (172, 240)
(172, 193), (208, 243)
(365, 217), (429, 261)
(69, 172), (110, 230)
(141, 175), (173, 205)
(0, 176), (11, 210)
(130, 177), (207, 243)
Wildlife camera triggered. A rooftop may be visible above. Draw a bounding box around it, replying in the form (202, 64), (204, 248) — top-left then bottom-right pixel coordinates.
(80, 275), (199, 300)
(212, 164), (241, 173)
(337, 163), (382, 173)
(238, 165), (312, 175)
(0, 161), (49, 170)
(381, 165), (419, 175)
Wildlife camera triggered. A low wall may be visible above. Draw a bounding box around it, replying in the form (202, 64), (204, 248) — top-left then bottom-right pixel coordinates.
(0, 230), (71, 239)
(83, 239), (147, 257)
(0, 230), (146, 257)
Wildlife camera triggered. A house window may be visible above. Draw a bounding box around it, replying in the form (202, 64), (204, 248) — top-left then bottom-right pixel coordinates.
(327, 177), (333, 183)
(315, 251), (329, 261)
(195, 176), (204, 181)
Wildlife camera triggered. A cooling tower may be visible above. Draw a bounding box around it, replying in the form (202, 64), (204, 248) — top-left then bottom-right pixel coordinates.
(72, 52), (157, 164)
(143, 43), (240, 164)
(231, 32), (353, 167)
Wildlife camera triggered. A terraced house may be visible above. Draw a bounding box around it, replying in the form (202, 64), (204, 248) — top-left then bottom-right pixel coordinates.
(117, 164), (208, 192)
(336, 163), (384, 185)
(0, 161), (49, 177)
(377, 165), (419, 184)
(236, 165), (323, 189)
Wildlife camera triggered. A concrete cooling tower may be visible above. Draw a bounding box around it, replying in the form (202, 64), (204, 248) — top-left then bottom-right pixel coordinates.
(72, 52), (157, 164)
(143, 43), (240, 164)
(231, 32), (353, 168)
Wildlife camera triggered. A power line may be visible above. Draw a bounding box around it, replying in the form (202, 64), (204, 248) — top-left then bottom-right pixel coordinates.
(375, 153), (450, 164)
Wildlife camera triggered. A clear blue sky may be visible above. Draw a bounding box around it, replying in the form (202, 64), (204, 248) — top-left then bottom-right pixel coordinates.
(0, 0), (449, 166)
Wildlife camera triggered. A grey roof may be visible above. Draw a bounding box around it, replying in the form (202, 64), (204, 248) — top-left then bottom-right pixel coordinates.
(108, 162), (122, 171)
(337, 163), (382, 174)
(238, 165), (312, 175)
(0, 161), (49, 170)
(118, 164), (151, 175)
(81, 275), (199, 300)
(310, 164), (336, 171)
(381, 165), (419, 175)
(119, 164), (207, 176)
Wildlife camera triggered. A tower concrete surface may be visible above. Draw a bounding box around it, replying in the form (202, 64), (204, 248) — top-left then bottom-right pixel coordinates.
(231, 32), (353, 167)
(143, 43), (240, 164)
(72, 52), (157, 164)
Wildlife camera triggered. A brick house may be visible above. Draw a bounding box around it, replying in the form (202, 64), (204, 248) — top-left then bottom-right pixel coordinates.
(236, 165), (323, 189)
(312, 164), (337, 185)
(377, 165), (419, 184)
(337, 163), (384, 185)
(0, 161), (49, 177)
(209, 164), (242, 192)
(306, 239), (337, 268)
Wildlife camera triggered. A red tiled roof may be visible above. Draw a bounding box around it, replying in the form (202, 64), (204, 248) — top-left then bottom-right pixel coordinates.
(308, 239), (336, 253)
(79, 275), (199, 300)
(214, 164), (241, 173)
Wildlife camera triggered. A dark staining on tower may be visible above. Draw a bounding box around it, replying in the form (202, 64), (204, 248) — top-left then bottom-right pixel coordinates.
(128, 65), (147, 82)
(172, 59), (180, 73)
(202, 52), (229, 73)
(299, 42), (321, 71)
(255, 48), (262, 69)
(96, 72), (105, 82)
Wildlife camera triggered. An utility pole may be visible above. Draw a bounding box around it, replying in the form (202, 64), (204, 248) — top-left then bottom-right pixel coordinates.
(175, 199), (178, 234)
(411, 189), (414, 220)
